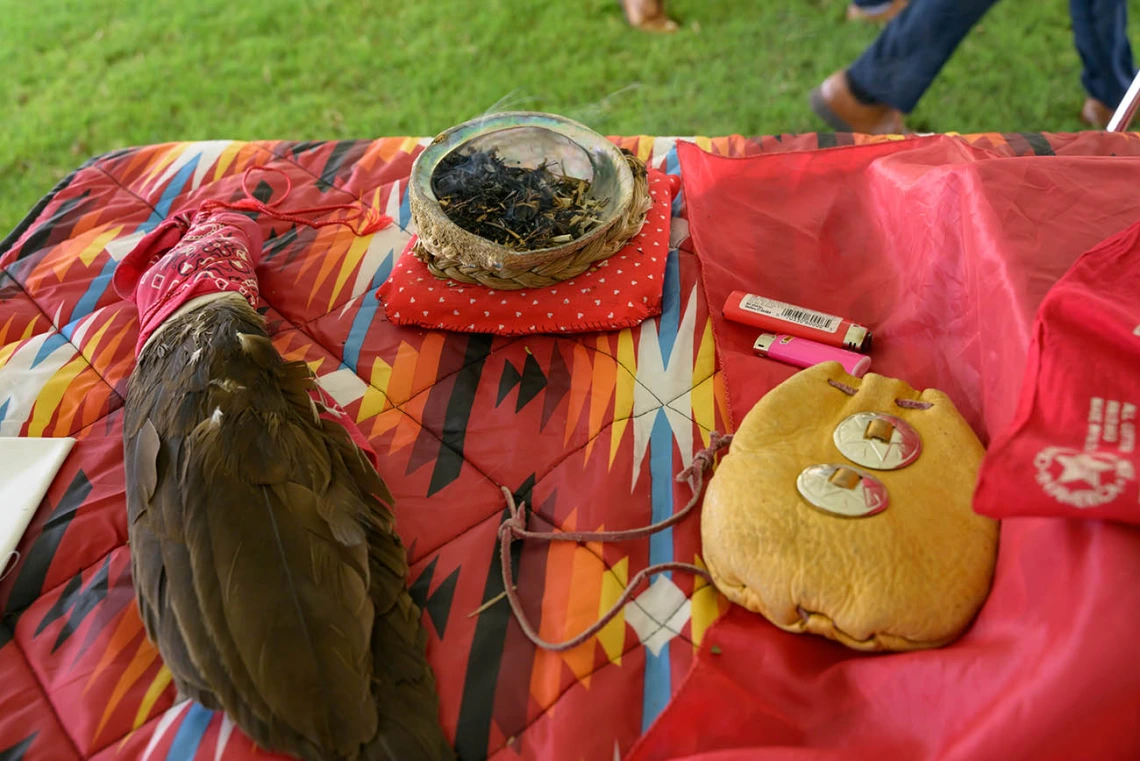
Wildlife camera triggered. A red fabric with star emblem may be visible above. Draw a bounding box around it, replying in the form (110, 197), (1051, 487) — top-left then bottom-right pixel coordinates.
(973, 218), (1140, 524)
(111, 209), (263, 355)
(378, 170), (678, 335)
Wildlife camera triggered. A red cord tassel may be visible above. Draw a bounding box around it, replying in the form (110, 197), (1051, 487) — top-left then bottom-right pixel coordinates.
(199, 165), (392, 236)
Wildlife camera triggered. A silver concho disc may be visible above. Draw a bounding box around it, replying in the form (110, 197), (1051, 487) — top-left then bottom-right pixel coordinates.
(832, 412), (922, 471)
(796, 464), (889, 518)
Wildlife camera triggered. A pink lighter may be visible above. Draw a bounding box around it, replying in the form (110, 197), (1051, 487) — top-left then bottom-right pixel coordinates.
(753, 333), (871, 378)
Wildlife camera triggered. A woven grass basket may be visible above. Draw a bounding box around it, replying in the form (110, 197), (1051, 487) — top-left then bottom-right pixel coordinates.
(408, 112), (653, 290)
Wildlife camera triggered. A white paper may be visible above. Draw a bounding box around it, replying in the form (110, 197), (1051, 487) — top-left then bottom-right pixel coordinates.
(0, 437), (76, 572)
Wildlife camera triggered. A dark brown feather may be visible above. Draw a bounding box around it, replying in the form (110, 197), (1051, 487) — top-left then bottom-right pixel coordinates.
(123, 293), (453, 761)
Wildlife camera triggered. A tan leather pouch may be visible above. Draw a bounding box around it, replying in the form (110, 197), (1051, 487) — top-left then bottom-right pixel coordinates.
(702, 362), (999, 651)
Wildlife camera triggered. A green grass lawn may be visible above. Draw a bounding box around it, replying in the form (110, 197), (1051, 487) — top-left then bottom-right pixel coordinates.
(2, 0), (1136, 233)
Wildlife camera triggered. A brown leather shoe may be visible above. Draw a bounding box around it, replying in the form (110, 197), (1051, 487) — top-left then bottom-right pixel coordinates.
(622, 0), (679, 32)
(1081, 97), (1115, 129)
(810, 71), (907, 135)
(846, 0), (908, 23)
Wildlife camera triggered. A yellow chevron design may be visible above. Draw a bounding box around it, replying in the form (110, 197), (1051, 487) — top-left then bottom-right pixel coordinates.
(28, 354), (89, 437)
(358, 355), (393, 422)
(691, 318), (716, 447)
(141, 142), (188, 186)
(583, 337), (617, 463)
(212, 141), (245, 183)
(92, 637), (160, 745)
(637, 137), (654, 165)
(305, 228), (354, 309)
(689, 555), (724, 648)
(400, 136), (421, 155)
(0, 340), (20, 371)
(327, 233), (374, 312)
(78, 225), (124, 267)
(608, 329), (636, 468)
(596, 556), (629, 665)
(132, 666), (173, 731)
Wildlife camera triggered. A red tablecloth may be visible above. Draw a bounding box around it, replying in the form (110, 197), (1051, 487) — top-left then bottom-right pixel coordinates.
(2, 131), (1139, 761)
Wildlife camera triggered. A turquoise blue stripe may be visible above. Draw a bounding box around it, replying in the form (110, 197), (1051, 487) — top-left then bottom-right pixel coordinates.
(666, 146), (683, 217)
(641, 410), (677, 731)
(342, 250), (394, 373)
(648, 411), (675, 572)
(141, 156), (200, 233)
(164, 702), (213, 761)
(63, 257), (118, 335)
(656, 250), (681, 366)
(30, 332), (69, 368)
(642, 647), (671, 733)
(399, 183), (412, 229)
(0, 398), (10, 425)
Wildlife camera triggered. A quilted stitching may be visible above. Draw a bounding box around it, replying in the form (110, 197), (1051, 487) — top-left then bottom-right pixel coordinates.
(2, 130), (1106, 761)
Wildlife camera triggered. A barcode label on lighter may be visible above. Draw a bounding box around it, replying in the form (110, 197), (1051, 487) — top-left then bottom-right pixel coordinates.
(740, 295), (842, 333)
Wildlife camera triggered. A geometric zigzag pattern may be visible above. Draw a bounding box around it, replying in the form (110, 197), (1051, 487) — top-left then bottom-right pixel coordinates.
(0, 129), (1117, 761)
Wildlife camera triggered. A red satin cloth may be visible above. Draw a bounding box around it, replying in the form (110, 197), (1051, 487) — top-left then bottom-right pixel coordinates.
(627, 137), (1140, 761)
(975, 219), (1140, 524)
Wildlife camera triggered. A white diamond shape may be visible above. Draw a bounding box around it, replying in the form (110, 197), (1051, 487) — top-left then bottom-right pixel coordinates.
(624, 576), (691, 657)
(316, 368), (367, 406)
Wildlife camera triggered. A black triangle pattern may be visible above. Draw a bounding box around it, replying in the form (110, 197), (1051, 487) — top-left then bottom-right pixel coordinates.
(34, 554), (112, 653)
(408, 557), (461, 639)
(425, 567), (460, 638)
(289, 141), (322, 157)
(251, 180), (274, 204)
(496, 360), (522, 407)
(3, 469), (92, 623)
(408, 557), (438, 613)
(0, 733), (37, 761)
(428, 335), (494, 496)
(515, 352), (547, 412)
(7, 191), (92, 264)
(317, 141), (360, 192)
(454, 474), (535, 761)
(541, 345), (571, 430)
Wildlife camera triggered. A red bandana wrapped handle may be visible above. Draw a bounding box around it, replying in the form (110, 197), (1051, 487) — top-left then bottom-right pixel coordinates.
(114, 166), (392, 356)
(113, 209), (264, 355)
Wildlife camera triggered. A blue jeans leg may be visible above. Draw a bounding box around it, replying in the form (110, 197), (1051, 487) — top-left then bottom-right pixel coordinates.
(1070, 0), (1135, 107)
(846, 0), (1001, 113)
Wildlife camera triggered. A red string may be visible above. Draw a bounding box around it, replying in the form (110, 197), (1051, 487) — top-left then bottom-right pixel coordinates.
(199, 166), (392, 236)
